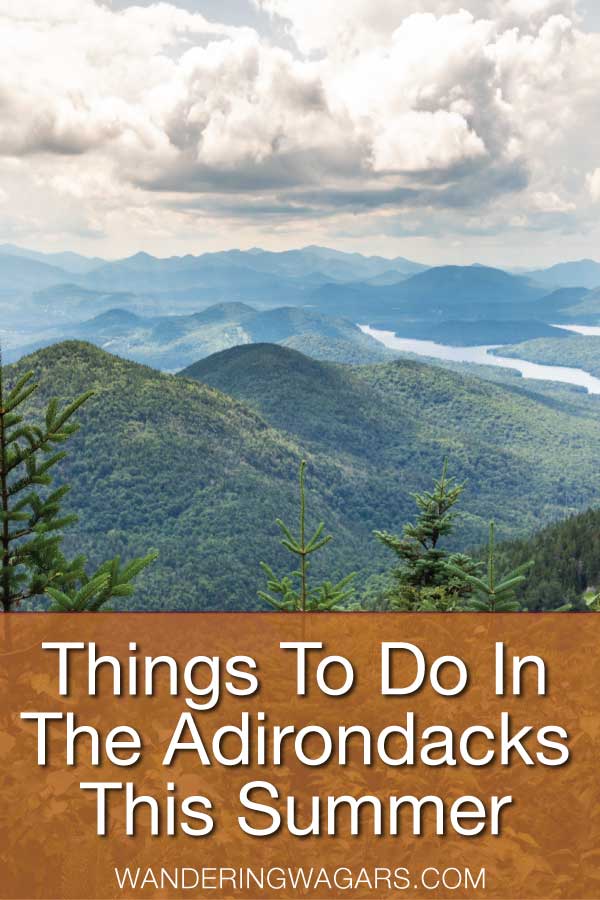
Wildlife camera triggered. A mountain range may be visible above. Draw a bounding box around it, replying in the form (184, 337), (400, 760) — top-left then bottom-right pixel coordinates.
(527, 259), (600, 290)
(10, 339), (600, 611)
(2, 243), (600, 370)
(4, 243), (600, 612)
(3, 303), (396, 368)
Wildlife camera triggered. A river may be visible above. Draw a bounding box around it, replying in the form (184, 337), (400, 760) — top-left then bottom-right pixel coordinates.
(359, 325), (600, 395)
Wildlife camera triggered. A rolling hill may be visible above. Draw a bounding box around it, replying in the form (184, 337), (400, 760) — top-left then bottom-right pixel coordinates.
(497, 333), (600, 378)
(9, 340), (600, 610)
(4, 303), (396, 369)
(183, 343), (600, 551)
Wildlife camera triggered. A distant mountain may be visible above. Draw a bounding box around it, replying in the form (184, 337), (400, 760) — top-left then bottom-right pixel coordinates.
(82, 254), (313, 300)
(549, 286), (600, 323)
(7, 246), (600, 364)
(391, 319), (571, 346)
(310, 265), (548, 325)
(31, 283), (140, 320)
(78, 247), (427, 297)
(535, 286), (591, 316)
(6, 302), (394, 369)
(528, 259), (600, 289)
(0, 253), (70, 292)
(0, 244), (105, 274)
(222, 245), (426, 280)
(362, 270), (410, 286)
(2, 246), (358, 305)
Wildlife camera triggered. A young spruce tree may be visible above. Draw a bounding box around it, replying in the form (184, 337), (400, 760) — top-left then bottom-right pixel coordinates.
(448, 522), (533, 612)
(259, 460), (356, 611)
(0, 355), (156, 612)
(374, 462), (480, 611)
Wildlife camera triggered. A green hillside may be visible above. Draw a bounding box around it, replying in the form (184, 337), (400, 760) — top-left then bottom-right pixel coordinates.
(497, 333), (600, 378)
(10, 340), (600, 611)
(10, 342), (367, 610)
(183, 344), (600, 541)
(496, 507), (600, 610)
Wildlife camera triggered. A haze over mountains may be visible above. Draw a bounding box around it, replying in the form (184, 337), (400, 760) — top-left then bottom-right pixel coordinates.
(2, 243), (600, 371)
(6, 304), (394, 369)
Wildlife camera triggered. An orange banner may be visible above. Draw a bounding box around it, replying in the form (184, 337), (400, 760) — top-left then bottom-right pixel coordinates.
(0, 613), (598, 900)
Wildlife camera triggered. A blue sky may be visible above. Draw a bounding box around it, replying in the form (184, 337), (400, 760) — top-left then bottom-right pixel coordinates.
(1, 1), (599, 266)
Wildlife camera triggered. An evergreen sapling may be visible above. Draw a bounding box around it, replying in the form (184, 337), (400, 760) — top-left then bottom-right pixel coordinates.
(259, 460), (356, 611)
(449, 522), (533, 612)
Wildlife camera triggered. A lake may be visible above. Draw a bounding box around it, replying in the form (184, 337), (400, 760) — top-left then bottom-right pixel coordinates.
(556, 323), (600, 336)
(359, 325), (600, 395)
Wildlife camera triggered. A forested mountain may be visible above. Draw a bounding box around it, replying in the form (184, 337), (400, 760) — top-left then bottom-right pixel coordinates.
(183, 342), (600, 539)
(496, 508), (600, 610)
(5, 303), (395, 369)
(12, 341), (350, 610)
(497, 333), (600, 378)
(10, 340), (600, 610)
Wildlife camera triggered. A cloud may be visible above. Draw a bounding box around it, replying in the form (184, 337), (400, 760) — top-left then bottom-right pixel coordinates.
(588, 169), (600, 202)
(370, 110), (487, 173)
(0, 0), (598, 258)
(531, 191), (576, 212)
(255, 0), (579, 54)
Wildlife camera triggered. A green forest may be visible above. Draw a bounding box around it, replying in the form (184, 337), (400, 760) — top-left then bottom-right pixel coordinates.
(498, 333), (600, 378)
(2, 340), (600, 613)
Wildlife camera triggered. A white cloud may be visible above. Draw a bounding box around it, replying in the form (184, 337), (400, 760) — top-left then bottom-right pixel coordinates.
(255, 0), (579, 54)
(531, 191), (576, 212)
(587, 169), (600, 202)
(0, 0), (598, 260)
(370, 110), (487, 173)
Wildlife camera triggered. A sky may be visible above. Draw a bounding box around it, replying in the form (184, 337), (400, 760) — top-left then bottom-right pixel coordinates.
(1, 0), (600, 266)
